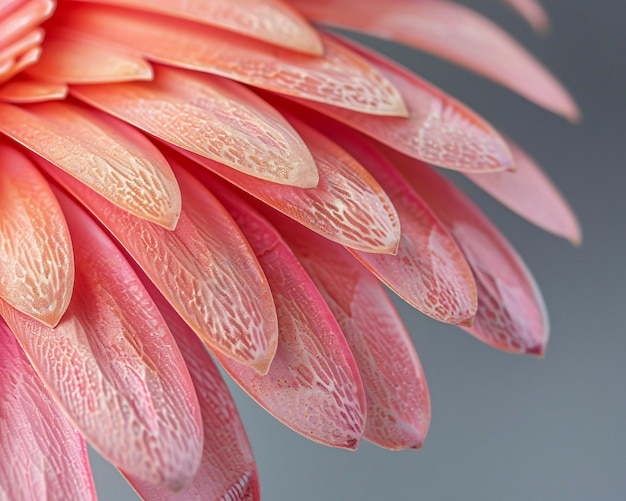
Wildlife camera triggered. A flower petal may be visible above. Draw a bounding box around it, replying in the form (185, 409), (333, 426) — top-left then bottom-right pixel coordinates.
(72, 66), (318, 188)
(0, 318), (96, 500)
(388, 149), (549, 355)
(59, 3), (408, 116)
(27, 32), (154, 84)
(0, 145), (73, 327)
(38, 156), (279, 373)
(127, 280), (259, 501)
(293, 0), (576, 119)
(78, 0), (323, 55)
(502, 0), (550, 32)
(466, 139), (581, 244)
(0, 78), (67, 103)
(0, 101), (181, 228)
(206, 180), (366, 449)
(291, 35), (514, 173)
(269, 213), (431, 450)
(176, 113), (400, 254)
(0, 191), (204, 490)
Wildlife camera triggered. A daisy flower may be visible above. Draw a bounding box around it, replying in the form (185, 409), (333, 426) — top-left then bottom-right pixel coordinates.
(0, 0), (580, 499)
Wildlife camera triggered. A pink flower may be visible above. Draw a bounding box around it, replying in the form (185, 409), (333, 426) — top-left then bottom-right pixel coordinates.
(0, 0), (580, 499)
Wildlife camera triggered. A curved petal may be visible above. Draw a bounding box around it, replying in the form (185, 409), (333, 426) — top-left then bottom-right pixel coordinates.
(466, 139), (581, 244)
(502, 0), (550, 32)
(72, 66), (319, 188)
(293, 0), (576, 119)
(289, 35), (514, 173)
(269, 212), (431, 450)
(0, 145), (73, 326)
(59, 3), (407, 116)
(0, 101), (181, 229)
(0, 78), (67, 103)
(206, 180), (366, 449)
(387, 148), (549, 355)
(78, 0), (323, 55)
(0, 191), (204, 490)
(0, 318), (96, 500)
(175, 114), (400, 254)
(37, 156), (279, 373)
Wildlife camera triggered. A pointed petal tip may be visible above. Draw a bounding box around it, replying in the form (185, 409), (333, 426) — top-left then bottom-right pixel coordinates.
(525, 342), (546, 358)
(344, 437), (360, 451)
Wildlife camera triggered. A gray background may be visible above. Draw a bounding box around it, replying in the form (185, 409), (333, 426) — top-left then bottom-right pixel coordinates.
(91, 0), (626, 499)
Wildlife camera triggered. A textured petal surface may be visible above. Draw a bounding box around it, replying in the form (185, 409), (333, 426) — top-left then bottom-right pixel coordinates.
(0, 191), (203, 489)
(79, 0), (323, 55)
(270, 213), (430, 450)
(176, 114), (400, 254)
(290, 36), (513, 172)
(0, 102), (181, 228)
(0, 318), (96, 501)
(128, 280), (259, 501)
(38, 157), (278, 373)
(466, 139), (581, 244)
(60, 4), (407, 116)
(206, 180), (366, 449)
(388, 149), (549, 354)
(0, 145), (73, 326)
(293, 0), (575, 119)
(72, 66), (318, 188)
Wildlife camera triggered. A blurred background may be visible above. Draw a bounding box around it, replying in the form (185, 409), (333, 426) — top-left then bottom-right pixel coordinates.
(92, 0), (626, 499)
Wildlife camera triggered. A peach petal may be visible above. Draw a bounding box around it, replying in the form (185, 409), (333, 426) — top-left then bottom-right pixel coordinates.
(0, 318), (96, 500)
(0, 78), (67, 102)
(0, 101), (181, 229)
(0, 191), (204, 490)
(0, 145), (73, 327)
(59, 3), (407, 116)
(72, 66), (318, 188)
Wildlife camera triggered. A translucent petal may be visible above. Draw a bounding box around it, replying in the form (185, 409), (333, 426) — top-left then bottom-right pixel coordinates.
(0, 102), (181, 228)
(0, 191), (203, 489)
(0, 318), (96, 500)
(59, 3), (407, 116)
(72, 66), (318, 188)
(0, 145), (73, 327)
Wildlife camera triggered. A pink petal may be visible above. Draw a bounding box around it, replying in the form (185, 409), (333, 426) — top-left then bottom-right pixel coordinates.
(0, 145), (73, 326)
(77, 0), (323, 56)
(0, 78), (67, 102)
(27, 32), (154, 84)
(175, 114), (400, 254)
(289, 35), (514, 173)
(0, 191), (204, 489)
(127, 280), (259, 501)
(72, 66), (318, 188)
(205, 179), (366, 449)
(293, 0), (576, 120)
(59, 3), (407, 116)
(269, 213), (431, 450)
(502, 0), (550, 32)
(387, 148), (549, 355)
(0, 101), (181, 229)
(37, 156), (279, 373)
(0, 318), (96, 500)
(466, 139), (581, 244)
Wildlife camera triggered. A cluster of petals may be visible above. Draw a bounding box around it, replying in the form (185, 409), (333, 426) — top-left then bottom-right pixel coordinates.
(0, 0), (580, 499)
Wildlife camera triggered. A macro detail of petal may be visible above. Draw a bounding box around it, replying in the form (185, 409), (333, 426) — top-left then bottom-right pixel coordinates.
(72, 66), (319, 188)
(0, 318), (96, 500)
(270, 213), (431, 450)
(0, 145), (73, 327)
(78, 0), (323, 56)
(39, 157), (279, 373)
(294, 0), (576, 119)
(208, 184), (366, 449)
(26, 32), (154, 84)
(177, 113), (400, 254)
(0, 78), (67, 103)
(0, 191), (204, 490)
(466, 139), (581, 244)
(389, 149), (549, 355)
(127, 280), (259, 501)
(0, 102), (182, 229)
(502, 0), (550, 32)
(59, 4), (408, 116)
(291, 36), (513, 173)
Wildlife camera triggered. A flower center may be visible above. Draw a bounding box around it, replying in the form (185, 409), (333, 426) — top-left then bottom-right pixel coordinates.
(0, 0), (56, 84)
